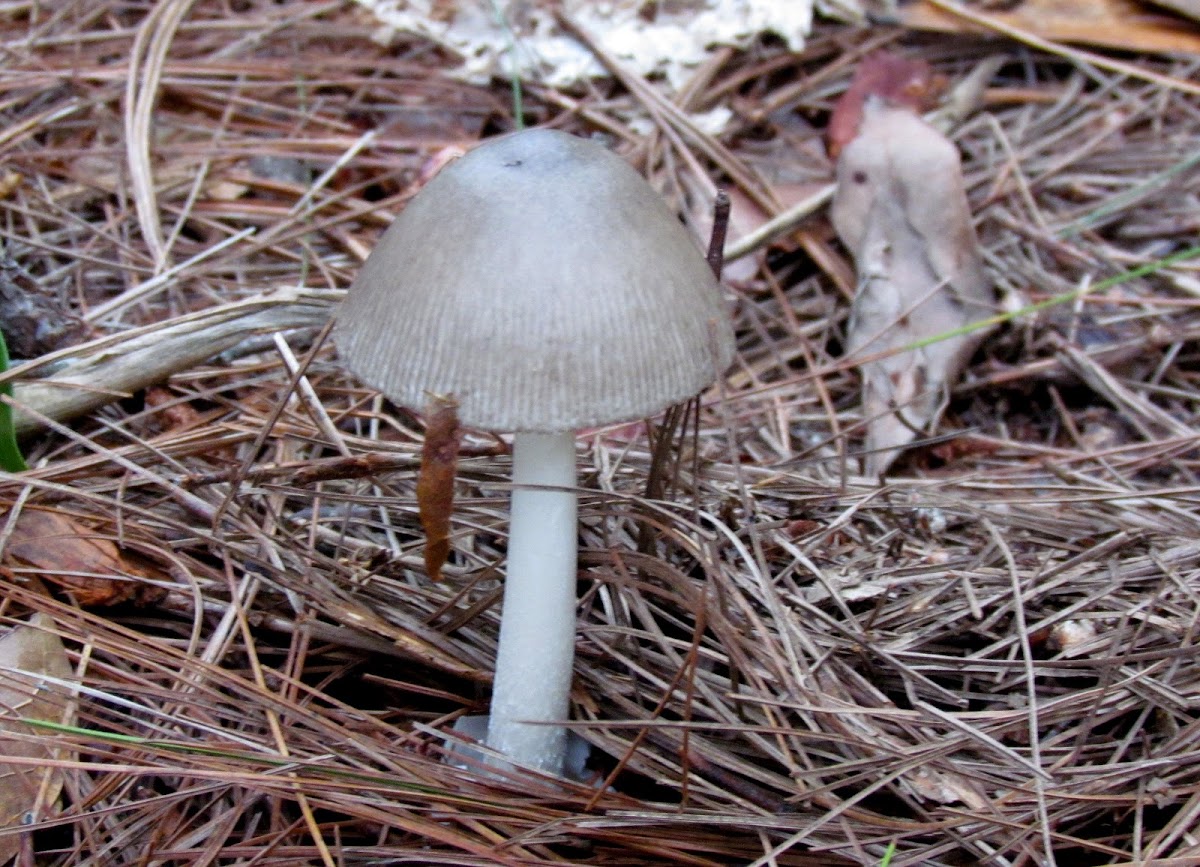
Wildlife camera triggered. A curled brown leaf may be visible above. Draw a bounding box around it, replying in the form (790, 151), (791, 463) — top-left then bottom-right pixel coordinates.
(416, 394), (460, 581)
(827, 52), (944, 159)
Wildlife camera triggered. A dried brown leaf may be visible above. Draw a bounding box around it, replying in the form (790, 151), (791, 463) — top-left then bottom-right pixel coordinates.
(143, 385), (206, 433)
(901, 0), (1200, 56)
(5, 511), (159, 606)
(905, 766), (987, 810)
(831, 95), (994, 476)
(0, 613), (74, 861)
(416, 394), (461, 581)
(827, 53), (943, 159)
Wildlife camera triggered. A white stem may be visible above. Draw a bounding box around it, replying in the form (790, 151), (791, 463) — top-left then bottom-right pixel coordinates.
(486, 430), (578, 775)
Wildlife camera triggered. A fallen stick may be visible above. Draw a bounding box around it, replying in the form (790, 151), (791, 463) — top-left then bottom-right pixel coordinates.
(6, 287), (340, 439)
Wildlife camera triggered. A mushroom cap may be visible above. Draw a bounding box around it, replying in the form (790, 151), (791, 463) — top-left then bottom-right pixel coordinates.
(334, 128), (734, 433)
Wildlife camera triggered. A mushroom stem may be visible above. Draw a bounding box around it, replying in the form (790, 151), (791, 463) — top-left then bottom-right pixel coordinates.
(486, 430), (578, 775)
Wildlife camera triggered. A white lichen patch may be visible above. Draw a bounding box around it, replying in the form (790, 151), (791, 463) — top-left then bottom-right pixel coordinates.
(357, 0), (817, 94)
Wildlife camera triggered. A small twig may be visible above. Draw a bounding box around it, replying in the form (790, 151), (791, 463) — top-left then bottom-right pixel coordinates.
(705, 190), (731, 279)
(722, 184), (835, 263)
(11, 288), (333, 438)
(211, 317), (335, 528)
(273, 332), (352, 457)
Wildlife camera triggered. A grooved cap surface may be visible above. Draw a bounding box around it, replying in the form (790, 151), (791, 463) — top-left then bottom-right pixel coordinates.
(334, 128), (734, 432)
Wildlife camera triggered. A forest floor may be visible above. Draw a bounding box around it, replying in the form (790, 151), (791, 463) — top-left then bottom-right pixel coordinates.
(1, 2), (1199, 865)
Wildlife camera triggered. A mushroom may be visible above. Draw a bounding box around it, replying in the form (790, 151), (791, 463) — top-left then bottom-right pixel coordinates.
(335, 128), (734, 776)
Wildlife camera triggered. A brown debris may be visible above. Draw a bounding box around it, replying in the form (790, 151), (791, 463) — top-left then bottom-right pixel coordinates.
(416, 394), (461, 582)
(827, 52), (944, 158)
(4, 511), (165, 607)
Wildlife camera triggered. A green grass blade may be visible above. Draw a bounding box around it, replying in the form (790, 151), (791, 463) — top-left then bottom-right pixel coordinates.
(489, 0), (525, 129)
(879, 841), (897, 867)
(0, 329), (28, 472)
(902, 242), (1200, 355)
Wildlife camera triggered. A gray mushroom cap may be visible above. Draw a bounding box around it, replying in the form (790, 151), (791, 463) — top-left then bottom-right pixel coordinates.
(334, 128), (735, 433)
